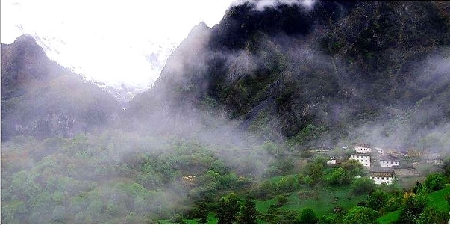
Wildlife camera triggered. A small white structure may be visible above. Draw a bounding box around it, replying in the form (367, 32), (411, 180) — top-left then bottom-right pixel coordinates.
(427, 158), (443, 165)
(374, 147), (384, 155)
(354, 145), (372, 154)
(379, 155), (400, 168)
(350, 154), (371, 168)
(370, 168), (395, 185)
(425, 153), (443, 165)
(327, 157), (337, 165)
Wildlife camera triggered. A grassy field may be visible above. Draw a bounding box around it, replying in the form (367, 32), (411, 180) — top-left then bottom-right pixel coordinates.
(376, 210), (400, 224)
(255, 197), (278, 212)
(427, 185), (450, 212)
(160, 179), (450, 224)
(255, 185), (367, 215)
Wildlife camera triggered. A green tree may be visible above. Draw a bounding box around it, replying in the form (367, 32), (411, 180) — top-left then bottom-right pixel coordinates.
(305, 159), (325, 185)
(351, 178), (375, 195)
(418, 206), (449, 224)
(412, 181), (425, 194)
(192, 201), (209, 224)
(1, 200), (27, 223)
(238, 196), (258, 224)
(299, 208), (318, 224)
(217, 193), (241, 224)
(366, 189), (388, 211)
(325, 167), (349, 186)
(443, 157), (450, 177)
(424, 173), (446, 192)
(275, 194), (288, 207)
(267, 158), (294, 176)
(319, 214), (339, 224)
(342, 206), (379, 224)
(341, 159), (364, 177)
(397, 193), (427, 224)
(275, 175), (298, 192)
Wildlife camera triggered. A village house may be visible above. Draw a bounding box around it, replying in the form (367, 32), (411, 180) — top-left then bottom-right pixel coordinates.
(374, 147), (384, 155)
(406, 149), (422, 158)
(379, 154), (400, 168)
(388, 150), (407, 158)
(369, 168), (395, 185)
(394, 164), (419, 177)
(354, 145), (372, 154)
(424, 152), (444, 165)
(181, 175), (197, 186)
(309, 147), (332, 154)
(327, 156), (337, 165)
(349, 153), (371, 168)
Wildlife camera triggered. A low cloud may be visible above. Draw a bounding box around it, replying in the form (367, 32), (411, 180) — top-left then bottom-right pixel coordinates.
(232, 0), (317, 11)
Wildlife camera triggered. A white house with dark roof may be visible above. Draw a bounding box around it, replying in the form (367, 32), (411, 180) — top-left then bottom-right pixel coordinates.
(424, 152), (444, 165)
(327, 157), (337, 165)
(379, 154), (400, 168)
(394, 164), (418, 177)
(349, 153), (371, 168)
(354, 145), (372, 154)
(370, 168), (395, 185)
(374, 147), (384, 155)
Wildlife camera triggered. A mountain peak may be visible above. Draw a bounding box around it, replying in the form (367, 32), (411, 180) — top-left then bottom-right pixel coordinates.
(5, 34), (47, 59)
(1, 34), (52, 100)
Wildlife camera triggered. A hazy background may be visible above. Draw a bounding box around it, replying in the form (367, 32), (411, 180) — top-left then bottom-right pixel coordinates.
(1, 0), (237, 91)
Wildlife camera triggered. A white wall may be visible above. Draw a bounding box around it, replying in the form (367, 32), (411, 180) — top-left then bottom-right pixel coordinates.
(350, 155), (371, 168)
(380, 160), (400, 167)
(370, 176), (394, 185)
(355, 146), (372, 153)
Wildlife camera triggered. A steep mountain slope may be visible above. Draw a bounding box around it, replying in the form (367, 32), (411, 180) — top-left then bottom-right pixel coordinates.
(1, 35), (120, 141)
(2, 1), (450, 223)
(129, 1), (450, 150)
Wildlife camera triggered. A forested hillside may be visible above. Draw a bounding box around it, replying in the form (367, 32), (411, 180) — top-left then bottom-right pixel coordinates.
(2, 0), (450, 223)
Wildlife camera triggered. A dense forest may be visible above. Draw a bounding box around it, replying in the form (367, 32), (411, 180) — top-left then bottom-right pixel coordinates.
(2, 0), (450, 223)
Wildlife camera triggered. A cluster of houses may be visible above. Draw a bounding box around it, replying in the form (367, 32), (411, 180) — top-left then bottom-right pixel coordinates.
(326, 144), (445, 185)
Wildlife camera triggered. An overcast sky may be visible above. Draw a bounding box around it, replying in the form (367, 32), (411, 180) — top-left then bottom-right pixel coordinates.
(1, 0), (237, 90)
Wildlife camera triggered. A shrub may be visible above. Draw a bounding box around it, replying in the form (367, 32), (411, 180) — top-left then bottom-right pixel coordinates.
(343, 206), (379, 224)
(424, 173), (446, 192)
(351, 178), (376, 195)
(299, 208), (318, 224)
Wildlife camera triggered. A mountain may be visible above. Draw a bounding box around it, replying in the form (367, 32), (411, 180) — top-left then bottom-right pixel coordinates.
(129, 1), (450, 150)
(2, 1), (450, 224)
(1, 35), (120, 141)
(2, 1), (450, 150)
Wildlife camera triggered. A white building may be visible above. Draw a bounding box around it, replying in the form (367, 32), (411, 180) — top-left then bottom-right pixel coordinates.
(425, 153), (443, 165)
(379, 155), (400, 168)
(350, 154), (371, 168)
(370, 168), (395, 185)
(354, 145), (372, 154)
(374, 147), (384, 155)
(327, 157), (337, 165)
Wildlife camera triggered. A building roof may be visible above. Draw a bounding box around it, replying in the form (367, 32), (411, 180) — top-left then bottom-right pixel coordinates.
(370, 167), (395, 173)
(379, 154), (400, 161)
(354, 144), (371, 148)
(351, 153), (371, 156)
(423, 152), (443, 160)
(392, 162), (415, 169)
